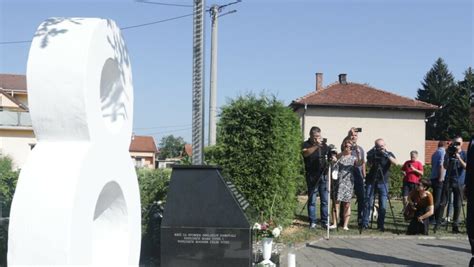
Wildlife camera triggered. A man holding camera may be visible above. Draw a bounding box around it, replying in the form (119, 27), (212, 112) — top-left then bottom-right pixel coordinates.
(302, 126), (329, 229)
(441, 136), (467, 233)
(401, 151), (424, 209)
(363, 138), (397, 231)
(465, 136), (473, 265)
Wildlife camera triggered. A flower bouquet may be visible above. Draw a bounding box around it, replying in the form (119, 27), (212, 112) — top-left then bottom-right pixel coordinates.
(252, 221), (282, 239)
(253, 221), (282, 266)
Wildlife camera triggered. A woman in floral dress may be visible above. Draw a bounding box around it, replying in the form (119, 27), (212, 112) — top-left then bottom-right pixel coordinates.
(330, 139), (362, 230)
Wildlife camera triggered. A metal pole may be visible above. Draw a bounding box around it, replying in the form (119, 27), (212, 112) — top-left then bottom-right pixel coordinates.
(327, 164), (331, 240)
(209, 5), (218, 146)
(192, 0), (205, 164)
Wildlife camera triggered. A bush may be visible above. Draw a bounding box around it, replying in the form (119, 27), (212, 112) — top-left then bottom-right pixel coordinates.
(0, 156), (19, 266)
(137, 168), (171, 235)
(212, 93), (304, 225)
(388, 163), (432, 198)
(0, 156), (19, 218)
(388, 164), (403, 198)
(137, 168), (171, 265)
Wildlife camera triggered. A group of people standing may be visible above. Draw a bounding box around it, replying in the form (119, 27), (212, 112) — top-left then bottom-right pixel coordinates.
(429, 138), (467, 233)
(301, 126), (469, 236)
(302, 127), (397, 232)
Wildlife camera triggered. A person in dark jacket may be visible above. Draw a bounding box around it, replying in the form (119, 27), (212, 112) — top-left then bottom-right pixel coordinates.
(465, 136), (473, 266)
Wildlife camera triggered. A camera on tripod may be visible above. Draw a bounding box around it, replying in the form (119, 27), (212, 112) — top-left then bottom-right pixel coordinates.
(371, 145), (389, 162)
(327, 144), (337, 160)
(447, 141), (461, 159)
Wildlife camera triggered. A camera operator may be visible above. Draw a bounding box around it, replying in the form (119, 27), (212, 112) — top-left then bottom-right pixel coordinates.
(302, 126), (330, 229)
(441, 136), (467, 233)
(465, 136), (473, 265)
(341, 127), (366, 228)
(362, 138), (397, 231)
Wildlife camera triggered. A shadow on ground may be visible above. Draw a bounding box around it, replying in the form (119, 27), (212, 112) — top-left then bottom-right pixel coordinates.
(418, 243), (471, 254)
(307, 244), (443, 267)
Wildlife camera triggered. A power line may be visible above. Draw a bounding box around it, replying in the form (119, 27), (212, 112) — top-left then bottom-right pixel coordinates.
(0, 13), (195, 45)
(0, 40), (32, 45)
(121, 13), (194, 30)
(141, 126), (193, 135)
(134, 123), (192, 130)
(135, 0), (194, 7)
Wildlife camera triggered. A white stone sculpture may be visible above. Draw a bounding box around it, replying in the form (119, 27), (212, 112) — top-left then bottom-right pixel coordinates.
(8, 18), (141, 265)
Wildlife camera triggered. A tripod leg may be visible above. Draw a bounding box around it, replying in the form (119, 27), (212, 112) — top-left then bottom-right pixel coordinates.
(370, 185), (376, 229)
(383, 180), (399, 235)
(299, 199), (308, 216)
(456, 184), (467, 227)
(445, 186), (452, 231)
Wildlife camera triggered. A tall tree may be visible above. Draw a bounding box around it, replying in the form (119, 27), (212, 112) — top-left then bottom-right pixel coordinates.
(416, 58), (456, 140)
(453, 67), (474, 138)
(158, 135), (186, 160)
(460, 67), (474, 107)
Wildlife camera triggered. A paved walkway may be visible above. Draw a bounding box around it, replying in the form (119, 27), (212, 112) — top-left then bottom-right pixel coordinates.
(280, 236), (471, 266)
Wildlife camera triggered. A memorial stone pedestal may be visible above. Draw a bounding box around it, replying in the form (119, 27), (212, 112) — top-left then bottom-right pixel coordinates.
(161, 166), (252, 267)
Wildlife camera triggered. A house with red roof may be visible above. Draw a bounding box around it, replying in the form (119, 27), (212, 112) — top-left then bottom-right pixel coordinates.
(0, 74), (35, 169)
(129, 135), (158, 169)
(290, 73), (437, 163)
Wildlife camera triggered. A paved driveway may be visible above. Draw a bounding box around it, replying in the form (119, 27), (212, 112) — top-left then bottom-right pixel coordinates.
(280, 236), (471, 266)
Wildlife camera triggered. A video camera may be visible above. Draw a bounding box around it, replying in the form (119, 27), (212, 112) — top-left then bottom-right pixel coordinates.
(447, 141), (461, 159)
(320, 138), (337, 162)
(371, 144), (389, 162)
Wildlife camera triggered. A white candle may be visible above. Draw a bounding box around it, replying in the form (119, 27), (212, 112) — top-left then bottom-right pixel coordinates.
(287, 252), (296, 267)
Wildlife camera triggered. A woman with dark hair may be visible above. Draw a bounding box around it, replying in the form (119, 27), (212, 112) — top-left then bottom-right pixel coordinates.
(406, 179), (434, 235)
(330, 139), (362, 230)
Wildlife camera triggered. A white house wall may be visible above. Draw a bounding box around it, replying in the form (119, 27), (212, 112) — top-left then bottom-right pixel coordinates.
(0, 130), (36, 169)
(299, 107), (427, 164)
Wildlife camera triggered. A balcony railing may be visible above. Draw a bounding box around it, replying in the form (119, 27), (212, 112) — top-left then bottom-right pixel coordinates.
(0, 111), (32, 127)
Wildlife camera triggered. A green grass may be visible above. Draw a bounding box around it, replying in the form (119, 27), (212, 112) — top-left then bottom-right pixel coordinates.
(278, 197), (468, 244)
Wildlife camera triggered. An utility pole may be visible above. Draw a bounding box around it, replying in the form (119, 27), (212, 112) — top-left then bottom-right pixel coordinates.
(208, 5), (219, 146)
(208, 0), (240, 146)
(192, 0), (205, 164)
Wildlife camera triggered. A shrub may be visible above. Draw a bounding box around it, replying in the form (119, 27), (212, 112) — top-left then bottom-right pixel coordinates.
(388, 164), (404, 198)
(137, 168), (171, 265)
(388, 163), (432, 198)
(0, 156), (19, 218)
(212, 93), (304, 225)
(0, 156), (19, 266)
(137, 168), (171, 235)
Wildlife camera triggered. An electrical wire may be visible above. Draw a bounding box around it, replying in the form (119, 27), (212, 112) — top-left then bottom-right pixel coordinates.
(135, 0), (194, 8)
(134, 124), (192, 130)
(140, 126), (193, 135)
(0, 12), (195, 45)
(121, 13), (194, 30)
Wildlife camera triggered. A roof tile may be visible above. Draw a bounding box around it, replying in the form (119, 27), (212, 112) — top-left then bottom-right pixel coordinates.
(292, 82), (437, 110)
(129, 135), (158, 153)
(0, 74), (27, 91)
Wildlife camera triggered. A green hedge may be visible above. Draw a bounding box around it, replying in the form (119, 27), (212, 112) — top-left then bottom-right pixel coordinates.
(0, 157), (19, 266)
(137, 168), (171, 235)
(210, 93), (304, 225)
(388, 163), (432, 198)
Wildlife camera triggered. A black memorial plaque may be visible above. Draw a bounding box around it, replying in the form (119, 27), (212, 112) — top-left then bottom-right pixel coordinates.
(161, 166), (252, 267)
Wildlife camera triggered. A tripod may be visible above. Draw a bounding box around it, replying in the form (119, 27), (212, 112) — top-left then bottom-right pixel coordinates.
(300, 159), (335, 230)
(362, 161), (399, 234)
(441, 157), (466, 232)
